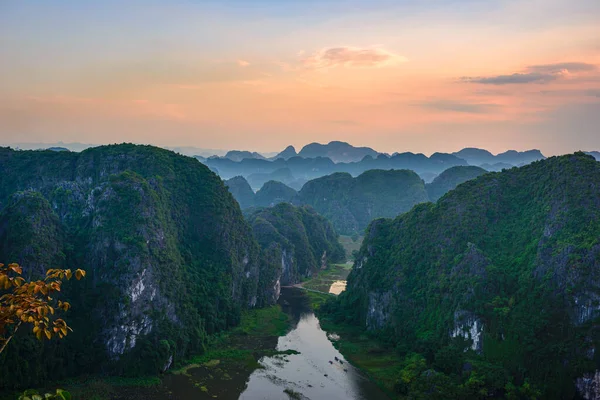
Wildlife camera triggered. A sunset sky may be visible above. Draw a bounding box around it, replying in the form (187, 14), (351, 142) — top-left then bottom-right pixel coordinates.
(1, 0), (599, 155)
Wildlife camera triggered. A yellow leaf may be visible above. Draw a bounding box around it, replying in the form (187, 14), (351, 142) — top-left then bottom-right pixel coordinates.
(65, 270), (72, 280)
(44, 329), (52, 340)
(36, 329), (43, 340)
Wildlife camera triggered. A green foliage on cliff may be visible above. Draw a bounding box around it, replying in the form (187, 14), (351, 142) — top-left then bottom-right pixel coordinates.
(297, 169), (429, 235)
(247, 203), (345, 284)
(225, 176), (256, 209)
(254, 181), (297, 208)
(0, 144), (280, 388)
(324, 153), (600, 399)
(426, 165), (488, 202)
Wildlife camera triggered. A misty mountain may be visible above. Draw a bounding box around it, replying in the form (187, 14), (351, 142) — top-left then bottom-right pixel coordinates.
(224, 150), (267, 162)
(200, 151), (468, 185)
(453, 147), (545, 166)
(225, 176), (256, 209)
(255, 181), (298, 208)
(426, 165), (488, 202)
(272, 145), (298, 160)
(247, 168), (295, 190)
(296, 169), (429, 235)
(479, 162), (514, 171)
(298, 141), (379, 163)
(586, 151), (600, 161)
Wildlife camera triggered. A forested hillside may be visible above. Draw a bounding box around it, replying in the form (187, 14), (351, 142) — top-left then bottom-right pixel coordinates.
(426, 165), (488, 202)
(326, 153), (600, 398)
(0, 145), (281, 387)
(296, 169), (429, 235)
(246, 203), (344, 285)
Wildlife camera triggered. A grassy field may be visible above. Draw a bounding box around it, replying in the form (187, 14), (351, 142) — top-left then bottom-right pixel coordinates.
(173, 305), (292, 373)
(303, 263), (353, 293)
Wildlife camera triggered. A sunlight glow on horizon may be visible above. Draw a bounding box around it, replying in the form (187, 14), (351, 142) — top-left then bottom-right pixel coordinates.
(0, 0), (599, 155)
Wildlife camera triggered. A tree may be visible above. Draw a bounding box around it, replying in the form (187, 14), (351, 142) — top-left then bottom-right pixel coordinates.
(0, 263), (85, 355)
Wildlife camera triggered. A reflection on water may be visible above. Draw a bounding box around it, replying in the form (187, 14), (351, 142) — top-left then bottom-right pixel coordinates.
(240, 288), (389, 400)
(329, 280), (347, 295)
(122, 284), (387, 400)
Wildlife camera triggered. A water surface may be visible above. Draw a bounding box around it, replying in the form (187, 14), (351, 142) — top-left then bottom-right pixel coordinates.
(240, 288), (389, 400)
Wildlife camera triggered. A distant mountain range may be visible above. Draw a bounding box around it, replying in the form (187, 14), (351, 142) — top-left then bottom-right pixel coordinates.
(202, 142), (553, 190)
(453, 147), (545, 166)
(203, 151), (469, 190)
(586, 151), (600, 161)
(296, 141), (379, 163)
(226, 166), (497, 235)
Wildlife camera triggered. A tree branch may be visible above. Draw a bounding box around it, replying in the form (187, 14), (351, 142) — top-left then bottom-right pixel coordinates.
(0, 320), (22, 355)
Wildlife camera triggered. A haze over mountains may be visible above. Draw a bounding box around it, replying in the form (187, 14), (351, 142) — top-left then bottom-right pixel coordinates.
(199, 141), (549, 190)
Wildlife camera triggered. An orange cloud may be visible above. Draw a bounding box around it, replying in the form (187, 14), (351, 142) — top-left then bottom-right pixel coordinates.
(302, 46), (407, 69)
(237, 60), (250, 67)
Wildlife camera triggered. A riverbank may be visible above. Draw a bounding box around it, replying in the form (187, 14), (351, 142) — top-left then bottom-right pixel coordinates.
(307, 291), (402, 399)
(2, 305), (293, 400)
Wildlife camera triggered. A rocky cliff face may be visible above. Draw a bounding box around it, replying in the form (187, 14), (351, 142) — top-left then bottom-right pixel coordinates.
(0, 144), (280, 386)
(334, 153), (600, 398)
(247, 203), (344, 285)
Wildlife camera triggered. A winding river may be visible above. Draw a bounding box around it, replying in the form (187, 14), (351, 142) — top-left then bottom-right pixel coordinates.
(148, 285), (389, 400)
(239, 288), (389, 399)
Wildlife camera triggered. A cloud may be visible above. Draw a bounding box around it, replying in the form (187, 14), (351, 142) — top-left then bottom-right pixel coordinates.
(461, 72), (558, 85)
(237, 60), (250, 67)
(417, 100), (499, 114)
(302, 46), (407, 69)
(461, 62), (598, 85)
(527, 62), (597, 74)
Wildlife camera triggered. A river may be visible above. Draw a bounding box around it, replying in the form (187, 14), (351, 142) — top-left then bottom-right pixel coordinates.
(240, 288), (389, 399)
(153, 287), (389, 400)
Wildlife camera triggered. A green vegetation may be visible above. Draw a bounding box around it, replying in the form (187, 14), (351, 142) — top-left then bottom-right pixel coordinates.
(283, 387), (304, 399)
(225, 176), (256, 209)
(338, 235), (363, 260)
(2, 305), (293, 400)
(425, 165), (488, 202)
(247, 203), (345, 284)
(302, 263), (352, 293)
(18, 389), (71, 400)
(316, 312), (403, 396)
(232, 305), (290, 337)
(254, 180), (297, 208)
(174, 305), (291, 371)
(304, 291), (333, 310)
(297, 169), (429, 235)
(321, 153), (600, 399)
(0, 144), (280, 388)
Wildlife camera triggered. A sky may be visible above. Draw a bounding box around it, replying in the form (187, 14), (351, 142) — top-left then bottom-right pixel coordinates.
(0, 0), (599, 156)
